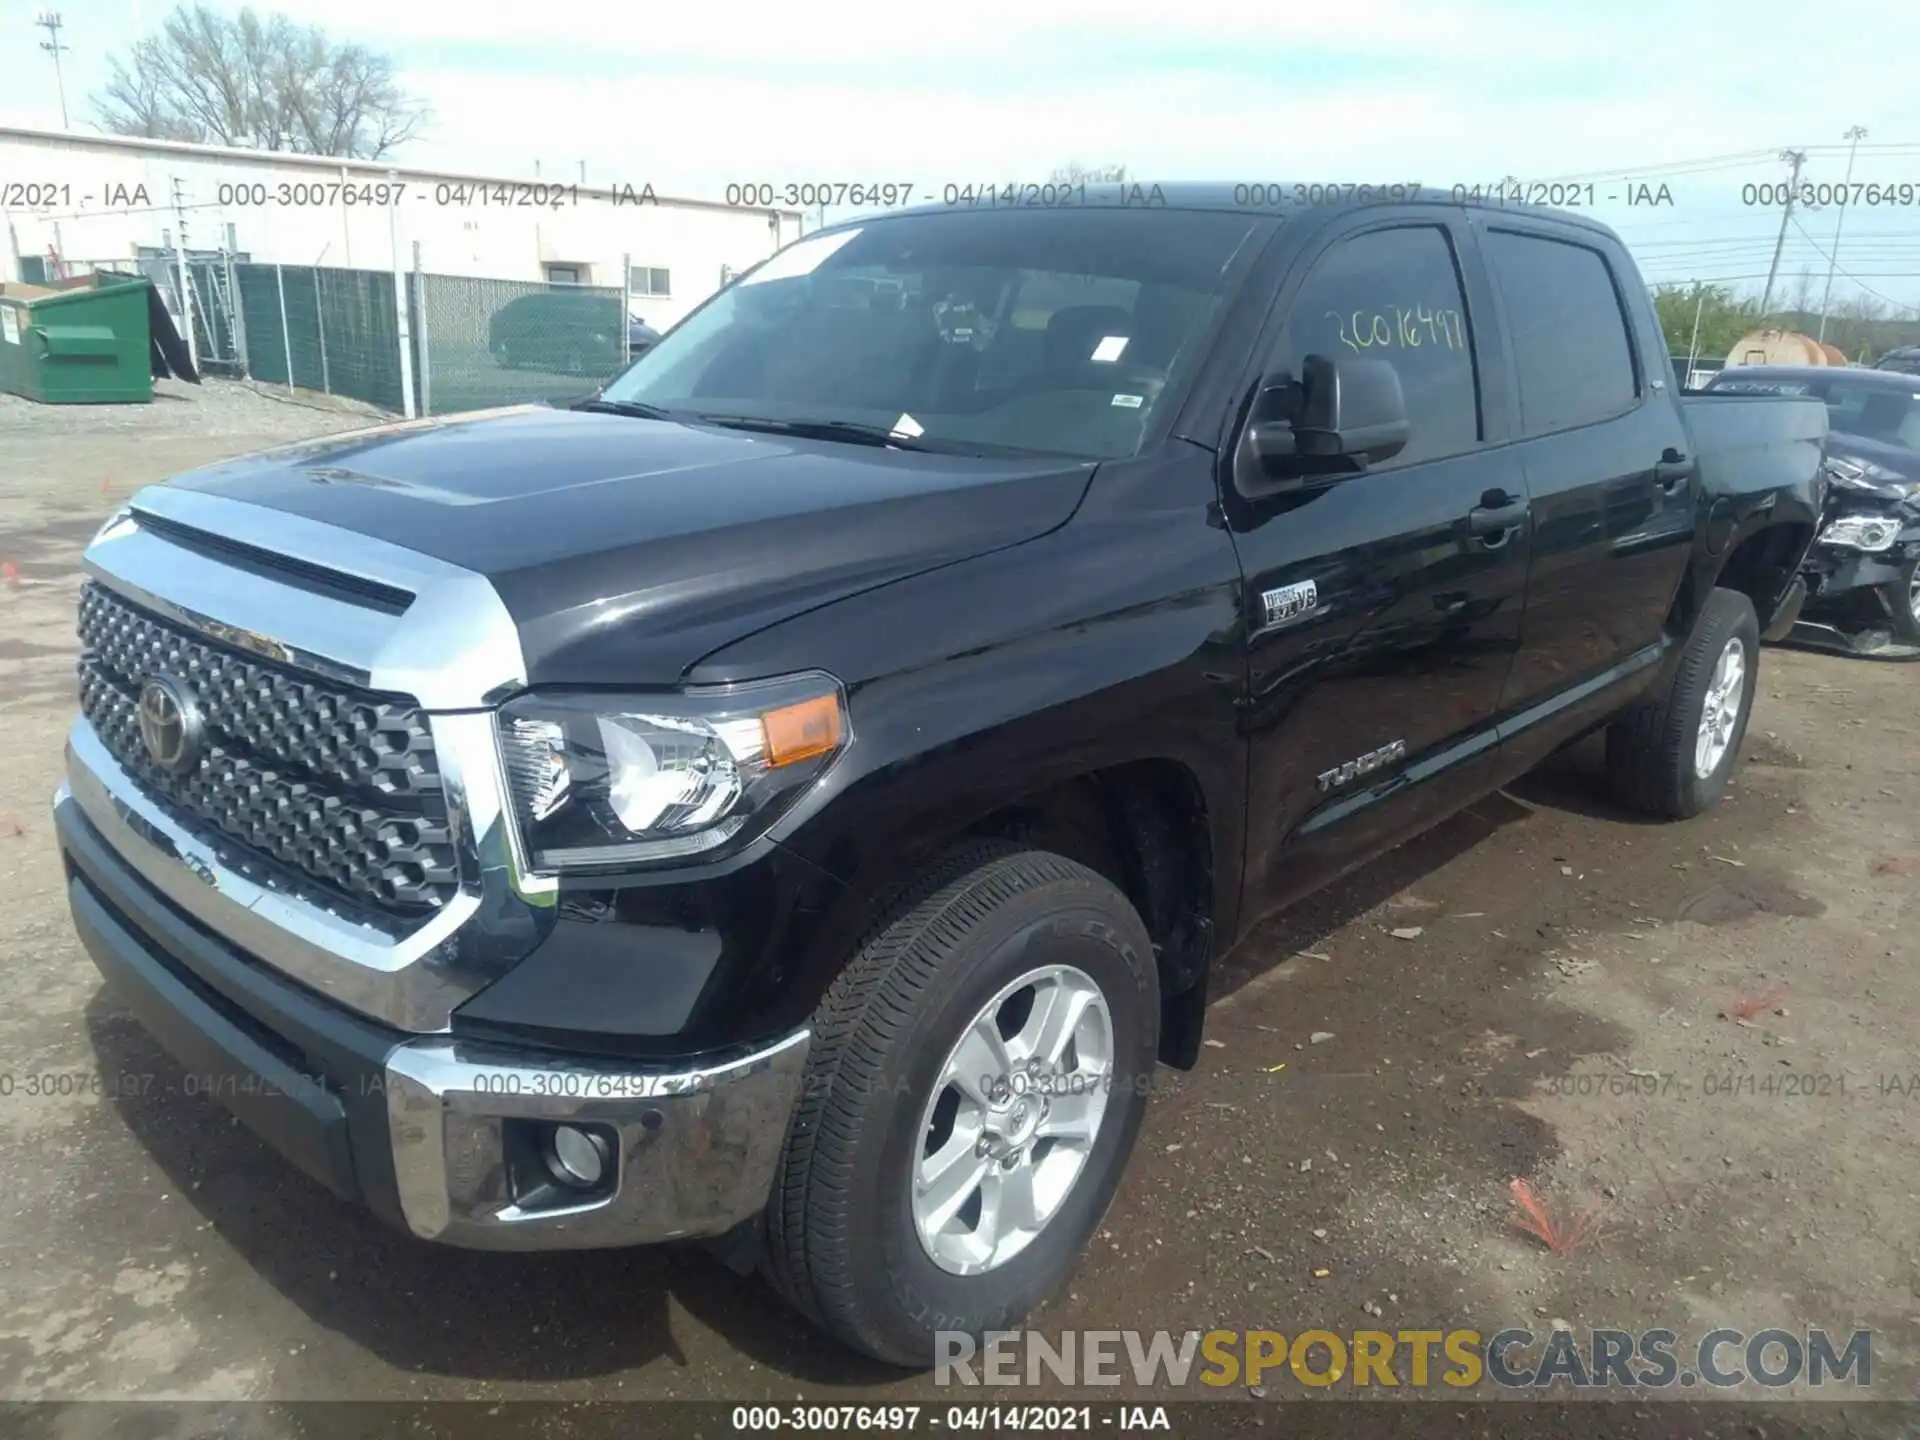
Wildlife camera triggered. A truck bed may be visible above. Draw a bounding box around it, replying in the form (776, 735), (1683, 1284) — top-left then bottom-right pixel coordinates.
(1679, 391), (1829, 503)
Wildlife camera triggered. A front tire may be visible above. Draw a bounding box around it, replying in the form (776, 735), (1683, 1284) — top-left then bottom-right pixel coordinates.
(1882, 552), (1920, 644)
(1606, 587), (1760, 818)
(762, 843), (1159, 1366)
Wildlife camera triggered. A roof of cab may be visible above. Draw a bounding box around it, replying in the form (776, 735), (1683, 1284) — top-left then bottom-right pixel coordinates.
(849, 181), (1618, 239)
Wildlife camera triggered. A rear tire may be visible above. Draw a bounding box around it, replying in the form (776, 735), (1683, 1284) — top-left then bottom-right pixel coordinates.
(1605, 587), (1759, 818)
(761, 843), (1159, 1366)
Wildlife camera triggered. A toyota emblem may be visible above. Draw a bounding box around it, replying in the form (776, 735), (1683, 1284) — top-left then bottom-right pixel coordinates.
(136, 675), (204, 774)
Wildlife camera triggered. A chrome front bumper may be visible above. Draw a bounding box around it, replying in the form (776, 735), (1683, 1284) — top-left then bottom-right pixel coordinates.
(384, 1029), (810, 1249)
(58, 770), (812, 1251)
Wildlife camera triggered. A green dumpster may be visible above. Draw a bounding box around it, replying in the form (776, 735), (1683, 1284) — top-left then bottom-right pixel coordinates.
(0, 276), (153, 404)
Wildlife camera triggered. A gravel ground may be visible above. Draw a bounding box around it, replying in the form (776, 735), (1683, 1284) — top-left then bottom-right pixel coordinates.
(0, 385), (1916, 1435)
(0, 375), (386, 437)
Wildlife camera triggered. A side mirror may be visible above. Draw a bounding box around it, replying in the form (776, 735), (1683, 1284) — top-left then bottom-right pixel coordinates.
(1238, 354), (1411, 497)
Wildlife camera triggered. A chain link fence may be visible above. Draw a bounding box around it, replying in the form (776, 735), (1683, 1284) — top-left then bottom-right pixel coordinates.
(235, 263), (411, 412)
(224, 262), (636, 416)
(415, 275), (624, 415)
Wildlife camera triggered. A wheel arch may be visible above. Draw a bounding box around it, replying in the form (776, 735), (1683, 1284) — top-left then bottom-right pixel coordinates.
(783, 755), (1227, 1073)
(1667, 516), (1815, 648)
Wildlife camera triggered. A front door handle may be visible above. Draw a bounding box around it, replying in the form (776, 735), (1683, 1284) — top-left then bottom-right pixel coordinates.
(1468, 499), (1528, 539)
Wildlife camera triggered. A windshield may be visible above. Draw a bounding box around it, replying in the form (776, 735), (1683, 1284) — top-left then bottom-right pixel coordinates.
(600, 208), (1261, 460)
(1823, 381), (1920, 452)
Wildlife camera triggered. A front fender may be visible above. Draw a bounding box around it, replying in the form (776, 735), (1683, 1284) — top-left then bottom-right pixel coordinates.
(688, 450), (1250, 1020)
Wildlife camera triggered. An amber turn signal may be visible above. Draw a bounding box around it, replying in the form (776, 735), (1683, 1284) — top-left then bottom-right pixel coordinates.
(762, 694), (844, 767)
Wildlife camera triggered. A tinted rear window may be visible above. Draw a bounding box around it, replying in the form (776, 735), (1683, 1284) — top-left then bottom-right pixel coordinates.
(1485, 230), (1638, 436)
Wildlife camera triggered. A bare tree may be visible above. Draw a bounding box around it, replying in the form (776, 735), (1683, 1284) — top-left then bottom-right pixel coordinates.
(93, 4), (427, 158)
(1050, 161), (1130, 184)
(1785, 265), (1816, 319)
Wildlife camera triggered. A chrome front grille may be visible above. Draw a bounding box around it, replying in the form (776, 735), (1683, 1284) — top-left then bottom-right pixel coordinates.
(76, 581), (460, 916)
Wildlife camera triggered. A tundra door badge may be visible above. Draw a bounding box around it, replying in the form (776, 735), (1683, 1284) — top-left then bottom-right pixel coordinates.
(1318, 739), (1408, 793)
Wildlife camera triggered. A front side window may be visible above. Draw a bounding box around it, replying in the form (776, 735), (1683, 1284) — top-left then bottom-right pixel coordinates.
(1485, 230), (1638, 436)
(1269, 224), (1481, 468)
(601, 208), (1261, 459)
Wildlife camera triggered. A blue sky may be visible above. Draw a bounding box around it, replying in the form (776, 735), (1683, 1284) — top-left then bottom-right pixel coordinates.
(8, 0), (1920, 308)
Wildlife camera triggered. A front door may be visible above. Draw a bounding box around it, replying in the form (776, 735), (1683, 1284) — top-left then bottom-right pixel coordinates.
(1223, 213), (1531, 918)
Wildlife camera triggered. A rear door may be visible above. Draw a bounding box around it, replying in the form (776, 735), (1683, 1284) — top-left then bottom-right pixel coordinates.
(1477, 222), (1698, 764)
(1221, 209), (1532, 916)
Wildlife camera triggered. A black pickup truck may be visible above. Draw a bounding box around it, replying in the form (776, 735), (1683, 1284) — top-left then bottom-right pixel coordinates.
(56, 187), (1825, 1366)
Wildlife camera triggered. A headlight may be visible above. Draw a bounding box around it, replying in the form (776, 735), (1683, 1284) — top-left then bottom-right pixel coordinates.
(1817, 514), (1902, 552)
(496, 672), (848, 873)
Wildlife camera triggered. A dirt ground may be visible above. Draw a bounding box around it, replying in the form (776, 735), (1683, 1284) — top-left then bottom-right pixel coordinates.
(1, 382), (1916, 1431)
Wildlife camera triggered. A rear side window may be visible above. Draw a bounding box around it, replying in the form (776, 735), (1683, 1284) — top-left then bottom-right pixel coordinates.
(1485, 230), (1638, 436)
(1273, 225), (1480, 468)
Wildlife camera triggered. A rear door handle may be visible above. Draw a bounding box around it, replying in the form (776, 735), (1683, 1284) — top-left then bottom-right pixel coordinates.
(1655, 452), (1696, 490)
(1468, 499), (1528, 539)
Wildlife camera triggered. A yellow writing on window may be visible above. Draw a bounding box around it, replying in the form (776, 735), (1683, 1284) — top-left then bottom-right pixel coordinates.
(1327, 305), (1466, 355)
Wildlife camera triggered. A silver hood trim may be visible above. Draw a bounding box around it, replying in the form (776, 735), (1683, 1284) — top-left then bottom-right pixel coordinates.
(85, 485), (528, 711)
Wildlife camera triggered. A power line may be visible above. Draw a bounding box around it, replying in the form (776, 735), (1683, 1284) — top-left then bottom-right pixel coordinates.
(1787, 208), (1919, 312)
(1533, 143), (1920, 185)
(1818, 125), (1869, 341)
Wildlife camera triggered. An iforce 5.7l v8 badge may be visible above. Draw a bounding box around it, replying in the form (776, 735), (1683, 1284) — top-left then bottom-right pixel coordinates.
(1261, 579), (1319, 629)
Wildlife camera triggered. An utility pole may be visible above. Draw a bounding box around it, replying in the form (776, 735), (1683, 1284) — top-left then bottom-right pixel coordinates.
(388, 167), (416, 419)
(172, 176), (198, 370)
(1817, 126), (1868, 344)
(35, 12), (70, 129)
(1758, 148), (1807, 318)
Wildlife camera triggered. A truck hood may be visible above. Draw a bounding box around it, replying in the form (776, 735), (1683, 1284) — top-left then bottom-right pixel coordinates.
(1830, 432), (1920, 483)
(163, 405), (1096, 685)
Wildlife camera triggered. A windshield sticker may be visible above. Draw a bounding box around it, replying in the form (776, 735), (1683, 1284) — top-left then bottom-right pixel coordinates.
(1111, 394), (1144, 409)
(891, 413), (925, 437)
(1091, 335), (1129, 363)
(740, 228), (863, 286)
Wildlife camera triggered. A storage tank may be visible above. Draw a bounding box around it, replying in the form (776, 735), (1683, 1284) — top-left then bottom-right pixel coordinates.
(1723, 328), (1832, 367)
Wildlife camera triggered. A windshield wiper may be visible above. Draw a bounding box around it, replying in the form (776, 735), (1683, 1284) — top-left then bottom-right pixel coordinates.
(575, 398), (684, 421)
(693, 414), (945, 452)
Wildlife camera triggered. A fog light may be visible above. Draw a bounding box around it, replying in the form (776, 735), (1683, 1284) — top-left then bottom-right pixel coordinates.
(546, 1124), (611, 1189)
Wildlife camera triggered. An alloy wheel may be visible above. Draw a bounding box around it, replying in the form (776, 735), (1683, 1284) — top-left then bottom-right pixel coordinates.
(910, 964), (1114, 1277)
(1694, 635), (1747, 779)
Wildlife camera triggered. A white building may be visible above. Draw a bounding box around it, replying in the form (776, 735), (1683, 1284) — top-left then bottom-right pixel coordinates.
(0, 126), (804, 330)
